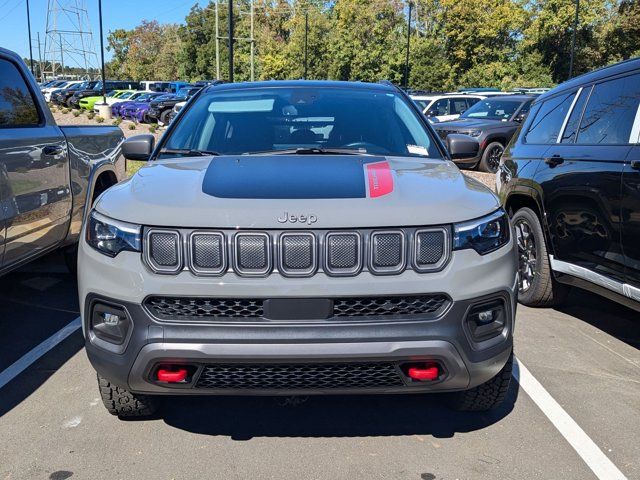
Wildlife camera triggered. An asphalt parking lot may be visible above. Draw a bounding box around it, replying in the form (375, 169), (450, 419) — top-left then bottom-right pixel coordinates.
(0, 252), (638, 480)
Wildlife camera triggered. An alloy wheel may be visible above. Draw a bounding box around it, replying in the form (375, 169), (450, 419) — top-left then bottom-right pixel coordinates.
(487, 145), (504, 173)
(515, 219), (537, 293)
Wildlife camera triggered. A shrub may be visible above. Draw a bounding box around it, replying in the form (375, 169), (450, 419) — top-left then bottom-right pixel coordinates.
(95, 116), (105, 123)
(73, 111), (80, 117)
(128, 123), (137, 130)
(61, 108), (69, 114)
(148, 124), (157, 133)
(87, 112), (95, 120)
(112, 118), (122, 126)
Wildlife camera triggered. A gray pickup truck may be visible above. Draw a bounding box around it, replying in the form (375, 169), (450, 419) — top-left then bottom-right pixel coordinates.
(0, 48), (125, 275)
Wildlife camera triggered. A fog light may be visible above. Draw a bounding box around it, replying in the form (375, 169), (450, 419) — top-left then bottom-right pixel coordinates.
(467, 299), (506, 341)
(91, 303), (131, 345)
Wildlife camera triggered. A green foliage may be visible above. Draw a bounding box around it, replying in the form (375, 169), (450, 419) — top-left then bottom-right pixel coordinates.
(128, 123), (137, 130)
(148, 124), (158, 133)
(105, 0), (634, 91)
(112, 118), (122, 126)
(87, 111), (96, 119)
(73, 110), (80, 117)
(95, 116), (105, 123)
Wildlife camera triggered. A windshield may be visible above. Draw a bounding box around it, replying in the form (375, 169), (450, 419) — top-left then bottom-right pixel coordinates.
(118, 91), (134, 99)
(461, 98), (523, 120)
(161, 86), (438, 158)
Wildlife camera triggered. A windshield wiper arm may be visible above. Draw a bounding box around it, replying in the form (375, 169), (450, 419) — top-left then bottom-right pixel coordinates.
(159, 148), (221, 157)
(244, 147), (369, 156)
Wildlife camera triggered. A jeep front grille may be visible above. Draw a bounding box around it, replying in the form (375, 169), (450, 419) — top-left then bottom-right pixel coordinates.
(194, 362), (404, 390)
(143, 294), (450, 322)
(143, 227), (450, 277)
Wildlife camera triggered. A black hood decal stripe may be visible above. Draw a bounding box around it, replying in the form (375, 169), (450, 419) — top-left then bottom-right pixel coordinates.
(202, 155), (385, 199)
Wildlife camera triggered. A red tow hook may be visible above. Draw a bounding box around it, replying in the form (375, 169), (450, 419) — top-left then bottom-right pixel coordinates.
(405, 362), (440, 381)
(157, 367), (188, 383)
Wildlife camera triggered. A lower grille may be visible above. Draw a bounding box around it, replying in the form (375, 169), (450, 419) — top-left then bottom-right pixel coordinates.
(144, 294), (450, 322)
(195, 362), (404, 390)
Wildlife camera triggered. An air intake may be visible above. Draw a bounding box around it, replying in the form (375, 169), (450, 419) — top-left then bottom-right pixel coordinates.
(413, 228), (449, 272)
(145, 229), (182, 274)
(189, 231), (226, 275)
(370, 231), (405, 274)
(324, 232), (362, 276)
(234, 232), (272, 276)
(279, 232), (317, 276)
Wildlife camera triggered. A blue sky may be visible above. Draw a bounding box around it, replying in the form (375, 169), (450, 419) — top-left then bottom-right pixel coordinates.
(0, 0), (197, 65)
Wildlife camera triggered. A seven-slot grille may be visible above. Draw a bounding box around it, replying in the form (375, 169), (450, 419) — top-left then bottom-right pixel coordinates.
(143, 227), (450, 277)
(144, 294), (450, 322)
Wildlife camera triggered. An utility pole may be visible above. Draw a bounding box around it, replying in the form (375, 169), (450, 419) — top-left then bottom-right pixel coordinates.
(59, 33), (65, 76)
(215, 0), (220, 79)
(228, 0), (234, 82)
(304, 11), (308, 79)
(568, 0), (580, 79)
(26, 0), (34, 75)
(98, 0), (106, 104)
(250, 0), (255, 81)
(37, 32), (44, 81)
(403, 2), (412, 88)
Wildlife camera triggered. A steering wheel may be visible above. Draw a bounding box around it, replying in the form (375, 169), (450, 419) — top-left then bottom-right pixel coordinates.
(340, 142), (390, 154)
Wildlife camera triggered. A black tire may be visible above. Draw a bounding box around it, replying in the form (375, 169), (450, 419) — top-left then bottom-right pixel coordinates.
(159, 109), (171, 125)
(479, 141), (504, 173)
(450, 352), (513, 411)
(62, 244), (78, 275)
(512, 207), (569, 307)
(98, 374), (157, 418)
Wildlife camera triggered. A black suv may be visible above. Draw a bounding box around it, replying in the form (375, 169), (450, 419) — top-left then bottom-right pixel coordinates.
(51, 80), (98, 107)
(434, 95), (535, 172)
(147, 87), (201, 125)
(498, 58), (640, 311)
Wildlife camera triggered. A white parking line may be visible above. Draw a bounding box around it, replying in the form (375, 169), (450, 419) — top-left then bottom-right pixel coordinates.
(0, 316), (81, 390)
(514, 358), (628, 480)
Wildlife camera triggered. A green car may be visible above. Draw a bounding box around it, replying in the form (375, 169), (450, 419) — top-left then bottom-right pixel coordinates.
(79, 90), (137, 111)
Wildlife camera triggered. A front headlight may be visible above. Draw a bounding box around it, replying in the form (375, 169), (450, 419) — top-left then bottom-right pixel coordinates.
(453, 209), (510, 255)
(86, 210), (141, 257)
(467, 130), (482, 137)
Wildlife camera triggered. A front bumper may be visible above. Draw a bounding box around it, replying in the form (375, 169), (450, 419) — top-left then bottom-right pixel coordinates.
(79, 236), (517, 396)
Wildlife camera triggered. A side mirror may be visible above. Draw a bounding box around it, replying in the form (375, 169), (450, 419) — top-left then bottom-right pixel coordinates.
(121, 134), (155, 161)
(446, 133), (479, 160)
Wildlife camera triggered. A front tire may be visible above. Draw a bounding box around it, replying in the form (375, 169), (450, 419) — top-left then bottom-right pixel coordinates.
(479, 141), (504, 173)
(98, 375), (157, 418)
(512, 207), (569, 307)
(450, 352), (513, 411)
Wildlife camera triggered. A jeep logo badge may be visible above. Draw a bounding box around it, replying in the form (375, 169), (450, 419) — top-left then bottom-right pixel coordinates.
(277, 211), (318, 225)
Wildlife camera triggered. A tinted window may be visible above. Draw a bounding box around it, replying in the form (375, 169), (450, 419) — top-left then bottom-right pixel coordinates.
(525, 93), (575, 144)
(162, 87), (439, 158)
(428, 98), (449, 116)
(449, 98), (468, 115)
(560, 88), (589, 143)
(577, 74), (640, 144)
(0, 59), (40, 127)
(461, 98), (523, 120)
(466, 97), (481, 108)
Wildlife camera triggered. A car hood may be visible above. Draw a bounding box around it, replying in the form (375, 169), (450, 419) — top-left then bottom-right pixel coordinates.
(95, 155), (500, 228)
(434, 118), (506, 130)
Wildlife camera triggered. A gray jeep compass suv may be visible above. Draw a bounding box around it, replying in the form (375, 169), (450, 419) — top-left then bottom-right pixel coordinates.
(79, 80), (517, 417)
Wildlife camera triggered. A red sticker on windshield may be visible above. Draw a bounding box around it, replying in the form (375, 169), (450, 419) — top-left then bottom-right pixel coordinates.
(366, 161), (394, 198)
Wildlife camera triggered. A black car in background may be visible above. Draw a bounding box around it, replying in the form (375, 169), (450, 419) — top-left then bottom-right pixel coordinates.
(498, 58), (640, 311)
(146, 87), (201, 124)
(51, 80), (99, 107)
(68, 80), (141, 108)
(433, 95), (535, 172)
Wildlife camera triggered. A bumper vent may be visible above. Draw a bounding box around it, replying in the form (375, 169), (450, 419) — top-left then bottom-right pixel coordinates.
(144, 294), (450, 322)
(194, 362), (404, 390)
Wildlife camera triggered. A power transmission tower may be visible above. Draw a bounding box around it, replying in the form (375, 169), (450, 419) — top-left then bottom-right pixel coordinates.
(43, 0), (98, 80)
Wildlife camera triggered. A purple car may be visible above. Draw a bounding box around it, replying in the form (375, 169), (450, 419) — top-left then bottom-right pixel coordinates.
(112, 92), (164, 118)
(120, 93), (174, 123)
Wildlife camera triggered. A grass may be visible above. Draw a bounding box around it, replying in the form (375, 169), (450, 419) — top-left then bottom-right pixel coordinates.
(126, 160), (146, 177)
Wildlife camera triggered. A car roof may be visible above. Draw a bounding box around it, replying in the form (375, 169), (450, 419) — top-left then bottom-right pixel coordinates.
(203, 80), (397, 94)
(482, 94), (535, 101)
(538, 57), (640, 101)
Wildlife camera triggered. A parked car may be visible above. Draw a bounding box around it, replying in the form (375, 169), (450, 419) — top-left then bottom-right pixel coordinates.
(51, 80), (99, 107)
(498, 58), (640, 311)
(43, 80), (82, 102)
(410, 93), (485, 122)
(151, 81), (191, 93)
(79, 79), (516, 418)
(80, 90), (144, 111)
(146, 87), (201, 124)
(111, 92), (162, 117)
(433, 95), (535, 173)
(69, 81), (141, 109)
(123, 93), (174, 123)
(0, 48), (125, 275)
(165, 100), (186, 124)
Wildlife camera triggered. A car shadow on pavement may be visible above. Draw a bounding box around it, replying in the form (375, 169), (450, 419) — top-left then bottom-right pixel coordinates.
(0, 252), (83, 418)
(157, 381), (519, 440)
(555, 288), (640, 350)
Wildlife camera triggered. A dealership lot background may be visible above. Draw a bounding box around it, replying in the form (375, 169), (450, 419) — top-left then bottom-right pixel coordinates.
(1, 0), (640, 479)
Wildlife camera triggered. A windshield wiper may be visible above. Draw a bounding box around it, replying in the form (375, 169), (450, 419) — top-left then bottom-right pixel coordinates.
(159, 148), (221, 157)
(244, 147), (369, 156)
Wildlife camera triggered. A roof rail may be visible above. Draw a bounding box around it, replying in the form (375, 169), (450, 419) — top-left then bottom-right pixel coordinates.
(377, 80), (395, 87)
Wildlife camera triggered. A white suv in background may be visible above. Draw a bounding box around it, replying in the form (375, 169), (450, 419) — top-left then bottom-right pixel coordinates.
(410, 93), (485, 122)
